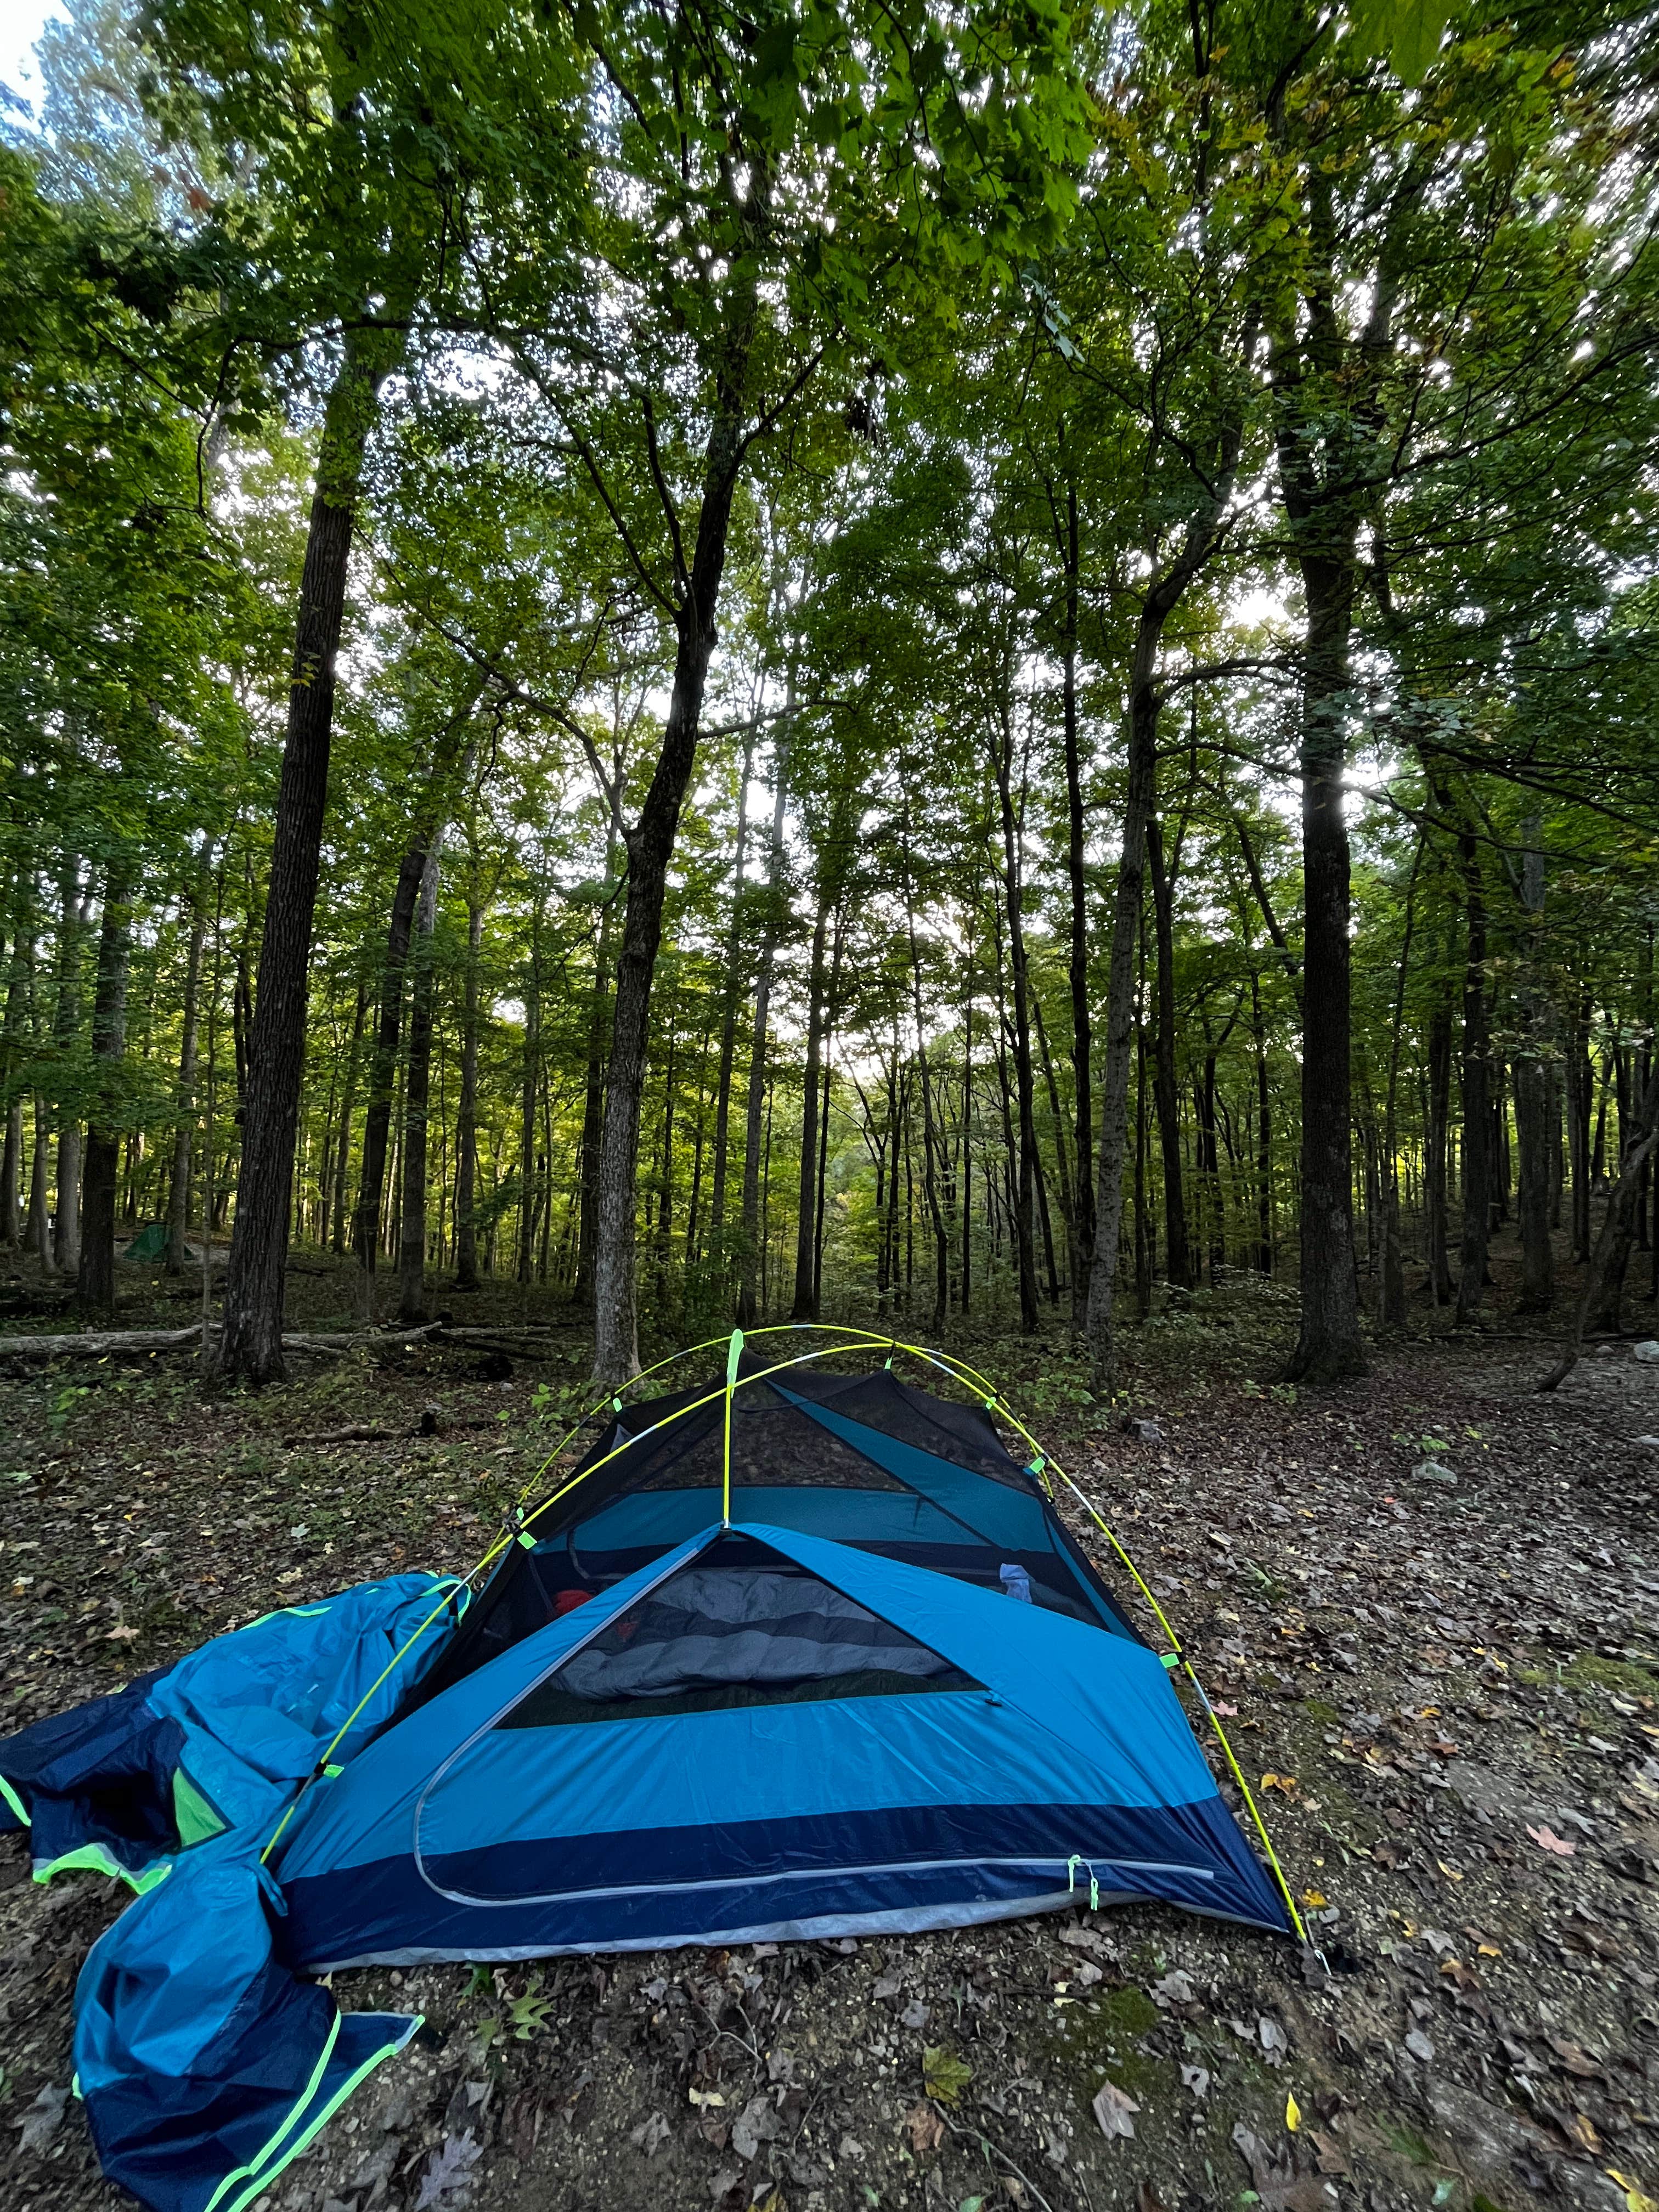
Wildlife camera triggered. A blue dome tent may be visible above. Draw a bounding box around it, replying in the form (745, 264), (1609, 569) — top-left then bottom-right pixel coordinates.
(0, 1327), (1299, 2212)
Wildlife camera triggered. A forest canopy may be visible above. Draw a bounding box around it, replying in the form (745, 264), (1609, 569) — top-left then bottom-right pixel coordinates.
(1, 0), (1656, 1389)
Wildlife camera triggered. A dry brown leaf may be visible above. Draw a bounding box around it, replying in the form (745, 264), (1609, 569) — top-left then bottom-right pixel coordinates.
(904, 2101), (945, 2155)
(1092, 2080), (1139, 2142)
(1526, 1823), (1577, 1858)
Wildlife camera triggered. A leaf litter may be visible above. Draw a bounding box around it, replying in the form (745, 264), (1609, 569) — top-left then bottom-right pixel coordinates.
(2, 1271), (1658, 2211)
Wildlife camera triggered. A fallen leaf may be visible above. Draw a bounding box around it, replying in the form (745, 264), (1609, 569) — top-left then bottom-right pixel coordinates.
(731, 2094), (780, 2162)
(905, 2102), (945, 2155)
(1260, 1771), (1299, 1797)
(689, 2089), (727, 2109)
(1258, 2015), (1290, 2066)
(415, 2131), (482, 2210)
(105, 1623), (140, 1643)
(1285, 2091), (1301, 2131)
(1232, 2121), (1328, 2212)
(1607, 2170), (1659, 2212)
(629, 2111), (672, 2158)
(1311, 2130), (1350, 2177)
(922, 2047), (974, 2105)
(1150, 1969), (1195, 2007)
(1092, 2080), (1139, 2141)
(1300, 1889), (1327, 1909)
(17, 2085), (67, 2155)
(1526, 1824), (1577, 1858)
(1180, 2064), (1210, 2100)
(1136, 2183), (1173, 2212)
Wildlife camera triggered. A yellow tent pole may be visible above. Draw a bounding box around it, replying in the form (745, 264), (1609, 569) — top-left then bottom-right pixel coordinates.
(723, 1328), (743, 1524)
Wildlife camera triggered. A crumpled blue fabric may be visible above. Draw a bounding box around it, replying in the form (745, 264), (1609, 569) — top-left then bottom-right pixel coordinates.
(0, 1574), (459, 1880)
(76, 1827), (420, 2212)
(0, 1572), (460, 2212)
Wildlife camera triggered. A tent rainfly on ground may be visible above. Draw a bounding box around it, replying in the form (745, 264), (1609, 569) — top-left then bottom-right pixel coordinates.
(0, 1330), (1296, 2212)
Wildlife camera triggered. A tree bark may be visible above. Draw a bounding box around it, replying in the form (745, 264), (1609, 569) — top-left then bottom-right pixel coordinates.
(1513, 828), (1554, 1312)
(707, 723), (755, 1287)
(166, 858), (211, 1272)
(1146, 815), (1193, 1293)
(738, 737), (789, 1326)
(1454, 818), (1491, 1324)
(353, 687), (482, 1293)
(397, 849), (441, 1323)
(1, 924), (25, 1249)
(1057, 479), (1094, 1321)
(791, 890), (830, 1319)
(76, 863), (134, 1316)
(991, 710), (1041, 1333)
(574, 824), (619, 1307)
(590, 183), (768, 1383)
(455, 889), (485, 1291)
(218, 314), (407, 1384)
(1539, 1057), (1659, 1391)
(1282, 555), (1363, 1380)
(51, 861), (84, 1279)
(1085, 632), (1158, 1389)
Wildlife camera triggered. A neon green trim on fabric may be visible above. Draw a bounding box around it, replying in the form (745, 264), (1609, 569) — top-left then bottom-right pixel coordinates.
(203, 2016), (342, 2212)
(208, 2015), (422, 2212)
(173, 1768), (227, 1848)
(34, 1843), (171, 1894)
(0, 1773), (29, 1827)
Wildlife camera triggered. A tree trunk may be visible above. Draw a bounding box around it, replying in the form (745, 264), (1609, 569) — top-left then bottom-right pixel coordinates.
(1085, 635), (1157, 1388)
(517, 896), (544, 1286)
(455, 890), (484, 1291)
(1032, 990), (1075, 1299)
(0, 922), (25, 1249)
(738, 738), (789, 1326)
(1568, 996), (1594, 1260)
(1453, 817), (1491, 1323)
(1250, 968), (1274, 1274)
(1425, 984), (1454, 1301)
(1379, 839), (1423, 1327)
(218, 315), (407, 1384)
(330, 981), (367, 1256)
(51, 861), (84, 1279)
(1058, 482), (1094, 1321)
(590, 251), (764, 1382)
(1513, 828), (1554, 1312)
(166, 861), (211, 1272)
(574, 837), (618, 1307)
(353, 687), (482, 1293)
(76, 864), (134, 1316)
(707, 723), (755, 1286)
(1282, 560), (1363, 1380)
(397, 850), (441, 1323)
(1146, 815), (1192, 1293)
(1539, 1058), (1659, 1392)
(791, 890), (830, 1320)
(991, 715), (1041, 1334)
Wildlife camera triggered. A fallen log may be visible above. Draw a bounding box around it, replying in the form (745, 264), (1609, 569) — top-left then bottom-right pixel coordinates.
(0, 1320), (574, 1366)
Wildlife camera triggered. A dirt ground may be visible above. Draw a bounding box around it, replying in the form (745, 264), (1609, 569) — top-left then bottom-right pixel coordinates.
(2, 1242), (1657, 2212)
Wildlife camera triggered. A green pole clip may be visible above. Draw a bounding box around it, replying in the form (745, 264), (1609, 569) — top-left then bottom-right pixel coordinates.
(1160, 1651), (1181, 1669)
(323, 1763), (344, 1779)
(1065, 1853), (1100, 1912)
(612, 1397), (623, 1412)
